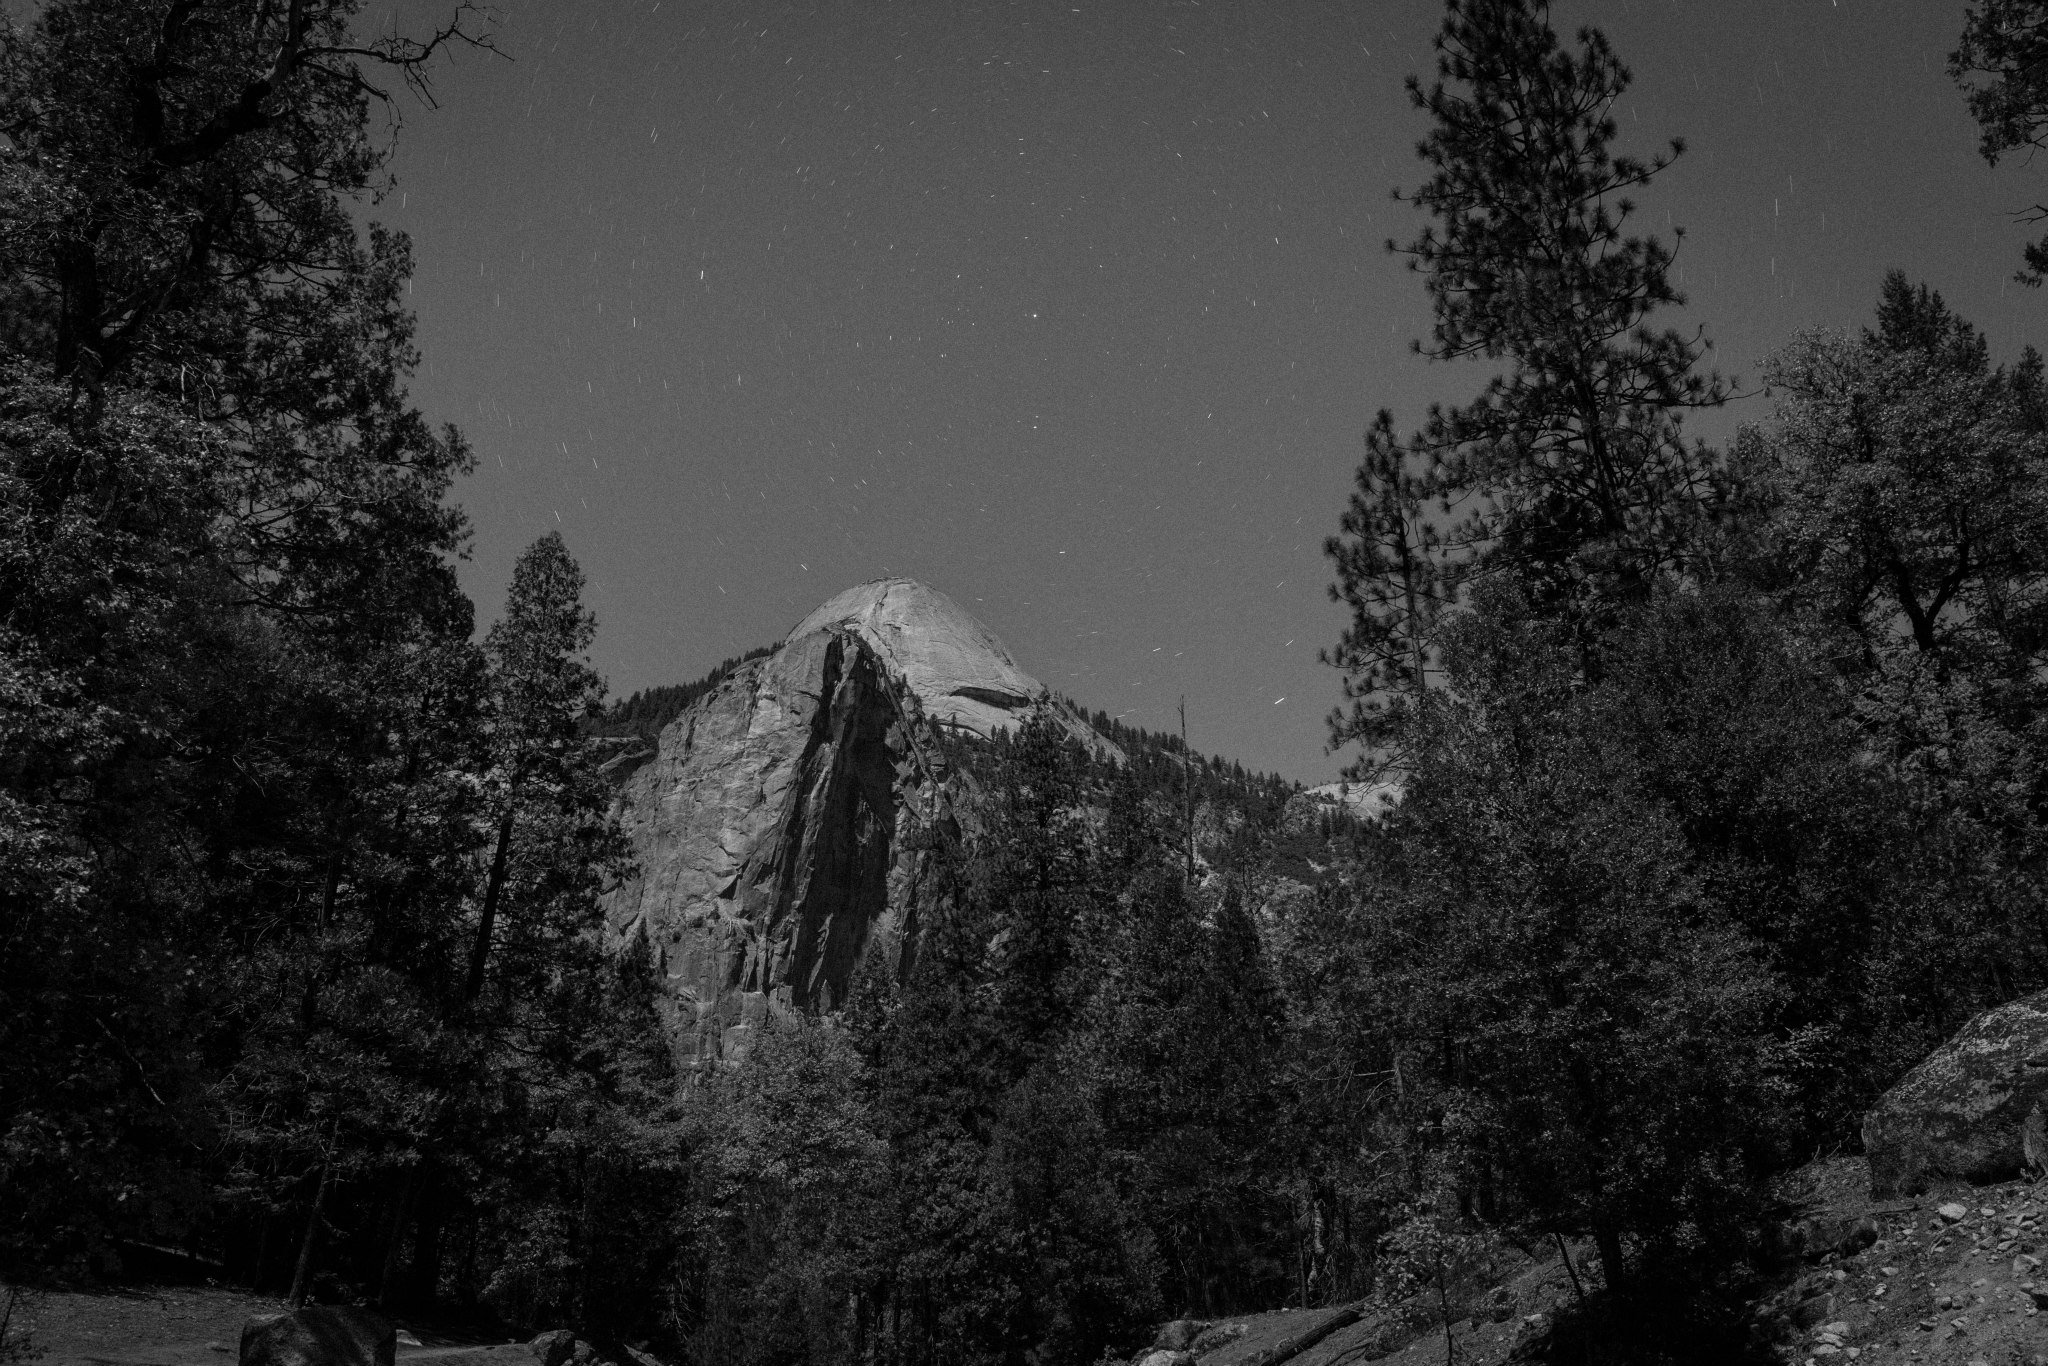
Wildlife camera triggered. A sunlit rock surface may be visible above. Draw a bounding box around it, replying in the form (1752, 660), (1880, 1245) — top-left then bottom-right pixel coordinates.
(787, 578), (1107, 752)
(604, 580), (1104, 1068)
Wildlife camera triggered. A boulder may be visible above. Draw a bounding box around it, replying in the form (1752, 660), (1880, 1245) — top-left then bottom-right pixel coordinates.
(1512, 1313), (1551, 1351)
(1187, 1322), (1248, 1354)
(527, 1333), (622, 1366)
(1863, 988), (2048, 1197)
(1150, 1321), (1205, 1352)
(1135, 1353), (1195, 1366)
(1778, 1213), (1879, 1263)
(239, 1306), (395, 1366)
(530, 1330), (577, 1366)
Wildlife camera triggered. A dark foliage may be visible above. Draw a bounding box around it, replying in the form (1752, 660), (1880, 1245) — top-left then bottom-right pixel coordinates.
(1316, 5), (2048, 1359)
(665, 712), (1361, 1366)
(0, 3), (678, 1348)
(1953, 0), (2048, 283)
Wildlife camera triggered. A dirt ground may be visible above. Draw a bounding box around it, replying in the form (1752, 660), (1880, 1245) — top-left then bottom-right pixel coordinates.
(2, 1285), (532, 1366)
(1761, 1157), (2048, 1366)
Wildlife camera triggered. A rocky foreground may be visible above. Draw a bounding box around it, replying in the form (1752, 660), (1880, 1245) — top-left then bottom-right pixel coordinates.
(1104, 1157), (2048, 1366)
(1756, 1158), (2047, 1366)
(1107, 978), (2048, 1366)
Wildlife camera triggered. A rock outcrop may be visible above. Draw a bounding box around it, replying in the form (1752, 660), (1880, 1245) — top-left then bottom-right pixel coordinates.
(239, 1306), (395, 1366)
(604, 580), (1100, 1068)
(1301, 780), (1402, 822)
(1863, 988), (2048, 1196)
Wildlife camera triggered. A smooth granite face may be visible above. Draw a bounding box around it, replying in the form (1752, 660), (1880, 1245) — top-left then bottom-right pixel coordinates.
(604, 627), (947, 1068)
(785, 578), (1110, 753)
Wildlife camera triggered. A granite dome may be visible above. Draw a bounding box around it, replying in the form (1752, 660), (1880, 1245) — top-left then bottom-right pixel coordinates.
(786, 578), (1059, 743)
(604, 578), (1113, 1067)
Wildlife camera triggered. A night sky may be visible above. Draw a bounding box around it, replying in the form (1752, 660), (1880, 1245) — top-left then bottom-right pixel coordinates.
(378, 0), (2045, 783)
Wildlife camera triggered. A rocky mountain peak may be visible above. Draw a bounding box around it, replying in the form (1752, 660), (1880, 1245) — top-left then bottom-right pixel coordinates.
(606, 580), (1113, 1069)
(785, 578), (1097, 750)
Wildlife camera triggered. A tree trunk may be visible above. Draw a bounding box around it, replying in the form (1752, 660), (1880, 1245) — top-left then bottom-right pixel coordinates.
(253, 1215), (274, 1292)
(464, 805), (516, 1003)
(404, 1170), (444, 1307)
(288, 1147), (336, 1309)
(1179, 698), (1194, 884)
(1400, 529), (1429, 705)
(1593, 1226), (1625, 1296)
(377, 1170), (418, 1308)
(459, 1212), (480, 1306)
(53, 237), (104, 385)
(1554, 1232), (1586, 1304)
(300, 843), (345, 1033)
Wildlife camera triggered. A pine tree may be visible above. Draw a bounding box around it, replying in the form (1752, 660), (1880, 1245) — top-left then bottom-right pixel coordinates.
(465, 531), (609, 1004)
(843, 712), (1162, 1366)
(1367, 588), (1798, 1321)
(0, 0), (492, 397)
(0, 0), (498, 1290)
(1327, 0), (1726, 764)
(1323, 412), (1451, 775)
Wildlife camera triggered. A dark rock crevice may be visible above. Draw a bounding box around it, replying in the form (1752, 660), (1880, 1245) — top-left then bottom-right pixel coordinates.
(949, 684), (1034, 709)
(749, 631), (904, 1011)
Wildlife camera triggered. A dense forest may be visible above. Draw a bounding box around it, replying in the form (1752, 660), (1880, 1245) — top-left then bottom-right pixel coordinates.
(0, 0), (682, 1344)
(10, 2), (2048, 1366)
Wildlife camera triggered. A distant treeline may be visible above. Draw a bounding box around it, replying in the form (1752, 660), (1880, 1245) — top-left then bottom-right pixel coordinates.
(588, 646), (775, 740)
(1058, 695), (1296, 797)
(587, 669), (1306, 824)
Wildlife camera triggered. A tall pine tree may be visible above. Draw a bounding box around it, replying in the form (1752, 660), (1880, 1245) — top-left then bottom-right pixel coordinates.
(0, 0), (495, 1288)
(466, 531), (610, 1005)
(1327, 0), (1726, 768)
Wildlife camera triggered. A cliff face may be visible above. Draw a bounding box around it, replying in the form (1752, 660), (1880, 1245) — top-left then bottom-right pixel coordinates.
(603, 580), (1090, 1067)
